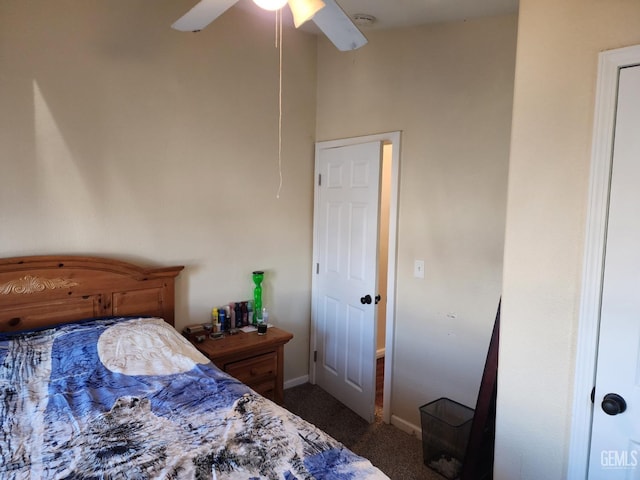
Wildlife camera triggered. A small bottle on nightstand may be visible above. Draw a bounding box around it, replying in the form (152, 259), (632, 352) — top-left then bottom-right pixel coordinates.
(247, 301), (254, 325)
(241, 301), (248, 326)
(219, 309), (227, 332)
(234, 302), (243, 328)
(211, 308), (219, 331)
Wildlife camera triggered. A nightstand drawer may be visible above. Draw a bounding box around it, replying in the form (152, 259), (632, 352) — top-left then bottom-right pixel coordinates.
(226, 351), (277, 384)
(251, 379), (276, 401)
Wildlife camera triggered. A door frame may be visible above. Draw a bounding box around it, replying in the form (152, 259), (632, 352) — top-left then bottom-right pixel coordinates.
(310, 131), (401, 424)
(568, 45), (640, 478)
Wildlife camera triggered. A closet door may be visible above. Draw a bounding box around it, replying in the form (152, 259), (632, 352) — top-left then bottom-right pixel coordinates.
(588, 64), (640, 478)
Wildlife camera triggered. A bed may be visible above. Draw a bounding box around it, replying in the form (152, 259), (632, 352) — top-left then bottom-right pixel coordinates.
(0, 255), (388, 479)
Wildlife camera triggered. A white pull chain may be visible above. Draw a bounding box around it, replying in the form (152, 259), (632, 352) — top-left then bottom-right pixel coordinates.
(275, 9), (283, 199)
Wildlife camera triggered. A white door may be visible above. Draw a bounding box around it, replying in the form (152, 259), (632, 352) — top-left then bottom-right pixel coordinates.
(312, 140), (382, 423)
(589, 65), (640, 478)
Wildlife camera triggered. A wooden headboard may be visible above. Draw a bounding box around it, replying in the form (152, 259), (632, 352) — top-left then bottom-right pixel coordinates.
(0, 255), (184, 332)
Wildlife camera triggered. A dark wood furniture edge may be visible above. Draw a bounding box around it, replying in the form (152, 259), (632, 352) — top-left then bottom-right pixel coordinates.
(461, 299), (500, 480)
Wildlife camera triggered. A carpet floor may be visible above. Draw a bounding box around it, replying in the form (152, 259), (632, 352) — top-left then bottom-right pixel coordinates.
(283, 382), (446, 480)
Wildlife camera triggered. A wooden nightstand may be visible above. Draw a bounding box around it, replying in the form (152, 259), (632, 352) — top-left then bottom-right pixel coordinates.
(188, 327), (293, 404)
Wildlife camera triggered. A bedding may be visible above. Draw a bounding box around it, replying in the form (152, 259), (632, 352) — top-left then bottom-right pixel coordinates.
(0, 317), (389, 479)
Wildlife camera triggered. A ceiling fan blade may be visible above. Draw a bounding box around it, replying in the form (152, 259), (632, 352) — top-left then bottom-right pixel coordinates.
(288, 0), (325, 28)
(311, 0), (367, 51)
(171, 0), (239, 32)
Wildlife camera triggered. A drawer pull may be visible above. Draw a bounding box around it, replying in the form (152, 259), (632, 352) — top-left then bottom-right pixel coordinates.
(8, 317), (21, 327)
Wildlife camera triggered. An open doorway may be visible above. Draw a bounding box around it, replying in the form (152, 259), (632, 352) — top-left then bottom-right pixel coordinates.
(310, 131), (400, 424)
(376, 143), (393, 415)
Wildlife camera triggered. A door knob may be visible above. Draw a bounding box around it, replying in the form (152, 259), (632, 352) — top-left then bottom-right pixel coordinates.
(602, 393), (627, 416)
(375, 294), (381, 304)
(360, 294), (372, 304)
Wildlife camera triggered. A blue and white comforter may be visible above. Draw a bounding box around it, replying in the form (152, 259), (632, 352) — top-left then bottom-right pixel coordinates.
(0, 317), (388, 479)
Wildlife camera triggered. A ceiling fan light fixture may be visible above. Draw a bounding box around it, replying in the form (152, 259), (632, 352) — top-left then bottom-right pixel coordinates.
(253, 0), (288, 11)
(288, 0), (326, 28)
(172, 0), (367, 51)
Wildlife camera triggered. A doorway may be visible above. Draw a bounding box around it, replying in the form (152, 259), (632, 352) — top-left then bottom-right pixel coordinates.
(586, 63), (640, 478)
(376, 143), (393, 415)
(310, 131), (401, 425)
(569, 45), (640, 478)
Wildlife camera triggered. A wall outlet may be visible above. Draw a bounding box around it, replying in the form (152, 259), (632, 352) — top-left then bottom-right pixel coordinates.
(414, 259), (425, 279)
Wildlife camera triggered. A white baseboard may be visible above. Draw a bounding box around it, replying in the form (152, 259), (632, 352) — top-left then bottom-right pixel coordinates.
(376, 348), (385, 359)
(284, 374), (309, 390)
(390, 414), (422, 440)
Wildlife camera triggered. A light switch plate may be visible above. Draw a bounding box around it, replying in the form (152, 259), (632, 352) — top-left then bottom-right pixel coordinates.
(414, 259), (425, 279)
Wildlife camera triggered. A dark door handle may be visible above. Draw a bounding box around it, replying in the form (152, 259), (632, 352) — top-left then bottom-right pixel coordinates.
(375, 295), (381, 304)
(602, 393), (627, 416)
(360, 294), (372, 304)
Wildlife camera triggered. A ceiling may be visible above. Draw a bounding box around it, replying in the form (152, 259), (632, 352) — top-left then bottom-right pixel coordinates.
(326, 0), (518, 29)
(236, 0), (519, 31)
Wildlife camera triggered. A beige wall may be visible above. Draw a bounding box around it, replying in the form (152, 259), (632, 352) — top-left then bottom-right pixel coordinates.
(317, 15), (517, 428)
(498, 1), (640, 478)
(0, 0), (317, 381)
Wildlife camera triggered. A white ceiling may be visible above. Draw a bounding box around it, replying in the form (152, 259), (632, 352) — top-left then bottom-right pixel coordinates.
(329, 0), (518, 29)
(236, 0), (519, 31)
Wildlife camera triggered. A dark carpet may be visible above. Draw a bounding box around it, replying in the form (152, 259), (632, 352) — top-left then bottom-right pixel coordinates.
(283, 382), (445, 480)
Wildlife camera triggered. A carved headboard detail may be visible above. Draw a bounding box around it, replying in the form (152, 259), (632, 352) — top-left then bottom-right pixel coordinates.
(0, 275), (80, 295)
(0, 255), (184, 332)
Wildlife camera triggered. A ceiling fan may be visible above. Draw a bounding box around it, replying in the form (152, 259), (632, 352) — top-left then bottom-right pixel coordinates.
(172, 0), (368, 51)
